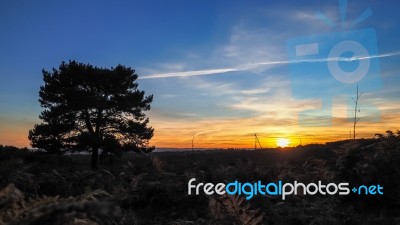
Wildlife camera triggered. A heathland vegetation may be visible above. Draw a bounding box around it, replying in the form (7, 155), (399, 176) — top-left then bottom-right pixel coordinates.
(1, 130), (400, 224)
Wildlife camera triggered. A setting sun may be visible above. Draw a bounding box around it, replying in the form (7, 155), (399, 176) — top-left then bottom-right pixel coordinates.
(277, 138), (290, 147)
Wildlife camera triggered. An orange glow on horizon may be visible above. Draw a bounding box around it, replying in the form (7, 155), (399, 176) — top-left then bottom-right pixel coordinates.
(1, 112), (399, 149)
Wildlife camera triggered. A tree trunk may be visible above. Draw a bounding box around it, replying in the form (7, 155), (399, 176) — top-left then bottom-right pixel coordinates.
(91, 146), (99, 170)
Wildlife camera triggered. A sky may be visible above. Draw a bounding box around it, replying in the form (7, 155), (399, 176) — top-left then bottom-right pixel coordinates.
(0, 0), (399, 148)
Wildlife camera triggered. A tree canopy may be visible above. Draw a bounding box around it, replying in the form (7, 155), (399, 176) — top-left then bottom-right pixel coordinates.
(29, 61), (154, 169)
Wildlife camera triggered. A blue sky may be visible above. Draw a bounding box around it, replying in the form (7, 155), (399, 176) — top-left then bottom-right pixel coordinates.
(0, 0), (399, 148)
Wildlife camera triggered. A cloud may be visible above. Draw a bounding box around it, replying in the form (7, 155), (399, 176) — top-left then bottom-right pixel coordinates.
(139, 2), (400, 81)
(148, 98), (400, 148)
(241, 87), (270, 95)
(194, 129), (222, 136)
(139, 8), (400, 148)
(139, 22), (286, 79)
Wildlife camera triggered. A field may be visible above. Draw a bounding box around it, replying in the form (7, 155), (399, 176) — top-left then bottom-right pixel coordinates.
(1, 135), (400, 225)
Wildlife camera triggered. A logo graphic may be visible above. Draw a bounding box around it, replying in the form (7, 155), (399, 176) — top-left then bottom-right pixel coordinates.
(286, 0), (381, 126)
(188, 178), (383, 200)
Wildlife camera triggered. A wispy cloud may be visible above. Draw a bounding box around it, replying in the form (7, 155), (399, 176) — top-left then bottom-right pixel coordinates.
(139, 6), (400, 149)
(194, 129), (222, 136)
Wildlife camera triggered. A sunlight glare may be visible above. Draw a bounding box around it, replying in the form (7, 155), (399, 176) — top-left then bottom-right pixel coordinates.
(277, 138), (290, 147)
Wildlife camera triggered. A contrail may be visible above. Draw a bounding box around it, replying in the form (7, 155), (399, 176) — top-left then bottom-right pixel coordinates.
(139, 51), (400, 79)
(140, 68), (238, 79)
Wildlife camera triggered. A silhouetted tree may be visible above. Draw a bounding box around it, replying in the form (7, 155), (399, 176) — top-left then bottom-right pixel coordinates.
(374, 130), (400, 141)
(29, 61), (154, 169)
